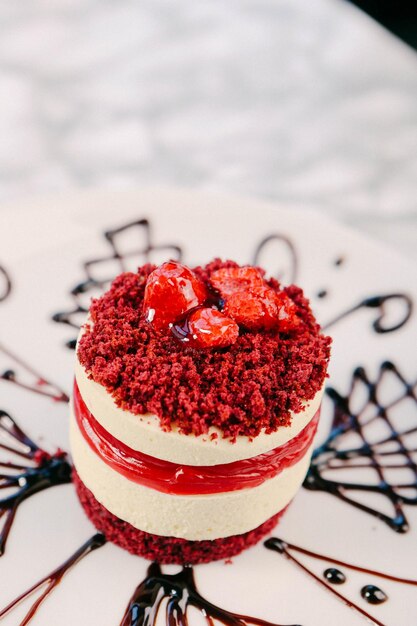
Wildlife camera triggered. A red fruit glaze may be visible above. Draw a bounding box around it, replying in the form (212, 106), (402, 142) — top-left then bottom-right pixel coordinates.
(210, 266), (265, 298)
(175, 307), (239, 349)
(275, 291), (301, 332)
(73, 380), (319, 495)
(143, 261), (208, 331)
(223, 287), (278, 330)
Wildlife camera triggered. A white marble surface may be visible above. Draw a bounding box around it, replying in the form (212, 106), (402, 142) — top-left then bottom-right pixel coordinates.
(0, 0), (416, 260)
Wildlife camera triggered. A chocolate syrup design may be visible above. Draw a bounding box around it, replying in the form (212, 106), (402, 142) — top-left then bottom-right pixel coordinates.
(253, 234), (298, 284)
(0, 265), (11, 303)
(304, 361), (417, 532)
(323, 293), (413, 334)
(52, 217), (413, 350)
(265, 537), (417, 626)
(0, 533), (105, 625)
(120, 562), (301, 626)
(52, 219), (183, 347)
(0, 410), (71, 555)
(0, 261), (68, 401)
(0, 341), (69, 403)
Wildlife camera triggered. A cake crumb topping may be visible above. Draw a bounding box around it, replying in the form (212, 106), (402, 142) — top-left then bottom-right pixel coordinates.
(77, 260), (331, 440)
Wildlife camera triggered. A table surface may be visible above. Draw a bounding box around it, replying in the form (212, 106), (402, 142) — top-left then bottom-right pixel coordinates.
(0, 0), (416, 261)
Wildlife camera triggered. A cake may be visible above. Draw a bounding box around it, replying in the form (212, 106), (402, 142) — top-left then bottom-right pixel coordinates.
(70, 259), (331, 564)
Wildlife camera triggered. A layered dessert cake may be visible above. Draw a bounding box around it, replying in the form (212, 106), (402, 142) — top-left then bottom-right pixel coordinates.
(70, 259), (331, 564)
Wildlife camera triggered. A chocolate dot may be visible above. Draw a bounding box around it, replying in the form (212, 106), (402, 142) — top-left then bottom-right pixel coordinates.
(2, 369), (16, 380)
(323, 568), (346, 585)
(361, 585), (388, 605)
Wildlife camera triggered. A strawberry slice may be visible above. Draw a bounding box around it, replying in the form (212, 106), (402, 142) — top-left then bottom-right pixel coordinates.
(210, 267), (265, 298)
(144, 262), (208, 331)
(275, 292), (301, 332)
(183, 307), (239, 348)
(223, 287), (278, 330)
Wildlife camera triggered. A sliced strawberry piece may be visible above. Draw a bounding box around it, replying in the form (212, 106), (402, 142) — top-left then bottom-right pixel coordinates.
(210, 266), (265, 298)
(182, 307), (239, 348)
(223, 287), (278, 330)
(275, 291), (301, 332)
(144, 261), (208, 331)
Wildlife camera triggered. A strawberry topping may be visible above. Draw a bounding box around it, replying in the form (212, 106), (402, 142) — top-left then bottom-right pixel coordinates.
(210, 266), (264, 298)
(223, 288), (278, 330)
(210, 266), (300, 332)
(181, 308), (239, 349)
(143, 261), (207, 331)
(144, 259), (303, 347)
(275, 291), (301, 332)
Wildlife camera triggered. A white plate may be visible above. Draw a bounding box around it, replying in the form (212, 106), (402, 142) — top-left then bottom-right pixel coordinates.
(0, 187), (416, 626)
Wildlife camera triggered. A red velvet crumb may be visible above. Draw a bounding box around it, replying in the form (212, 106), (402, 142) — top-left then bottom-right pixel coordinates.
(77, 260), (331, 440)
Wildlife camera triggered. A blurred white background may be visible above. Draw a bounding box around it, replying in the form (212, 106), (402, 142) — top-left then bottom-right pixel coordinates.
(0, 0), (416, 259)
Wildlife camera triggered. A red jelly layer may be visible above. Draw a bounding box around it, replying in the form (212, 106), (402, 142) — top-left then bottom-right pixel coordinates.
(73, 381), (319, 496)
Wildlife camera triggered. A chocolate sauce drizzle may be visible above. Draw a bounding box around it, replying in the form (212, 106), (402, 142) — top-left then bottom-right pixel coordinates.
(52, 219), (183, 347)
(253, 234), (298, 284)
(0, 341), (69, 402)
(304, 361), (417, 532)
(323, 293), (413, 333)
(0, 410), (72, 555)
(0, 261), (68, 401)
(265, 537), (417, 626)
(252, 239), (412, 337)
(0, 533), (105, 625)
(120, 562), (301, 626)
(0, 265), (11, 303)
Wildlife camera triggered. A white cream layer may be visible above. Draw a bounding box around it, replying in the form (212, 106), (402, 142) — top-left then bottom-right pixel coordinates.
(70, 410), (313, 540)
(75, 357), (323, 466)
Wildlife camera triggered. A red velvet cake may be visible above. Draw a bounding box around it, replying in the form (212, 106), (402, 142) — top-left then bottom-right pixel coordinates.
(70, 259), (331, 564)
